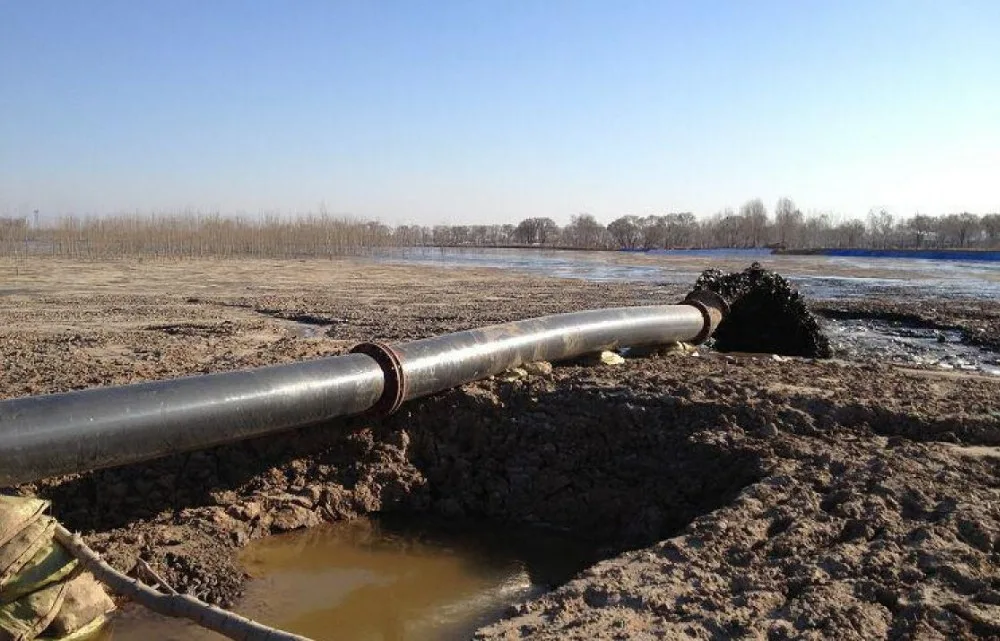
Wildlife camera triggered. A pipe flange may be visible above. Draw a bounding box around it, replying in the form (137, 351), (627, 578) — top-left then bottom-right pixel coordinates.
(350, 342), (406, 417)
(681, 289), (730, 344)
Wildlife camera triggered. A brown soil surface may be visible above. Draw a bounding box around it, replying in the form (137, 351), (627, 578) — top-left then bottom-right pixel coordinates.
(2, 257), (1000, 639)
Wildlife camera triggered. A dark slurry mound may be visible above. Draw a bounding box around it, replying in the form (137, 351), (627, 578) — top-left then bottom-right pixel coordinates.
(695, 263), (833, 358)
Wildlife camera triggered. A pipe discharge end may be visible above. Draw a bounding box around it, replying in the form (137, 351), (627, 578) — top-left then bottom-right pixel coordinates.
(350, 342), (407, 417)
(682, 289), (729, 344)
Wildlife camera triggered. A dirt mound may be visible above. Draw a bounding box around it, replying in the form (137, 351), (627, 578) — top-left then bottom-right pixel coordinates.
(694, 263), (832, 358)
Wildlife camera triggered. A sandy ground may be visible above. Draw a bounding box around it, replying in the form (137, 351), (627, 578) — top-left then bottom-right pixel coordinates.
(2, 257), (1000, 640)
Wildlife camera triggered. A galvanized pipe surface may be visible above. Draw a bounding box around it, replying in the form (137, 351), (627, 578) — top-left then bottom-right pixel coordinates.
(0, 354), (384, 486)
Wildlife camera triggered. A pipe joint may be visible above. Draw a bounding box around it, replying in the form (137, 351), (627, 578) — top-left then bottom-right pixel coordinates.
(682, 289), (729, 344)
(349, 342), (407, 417)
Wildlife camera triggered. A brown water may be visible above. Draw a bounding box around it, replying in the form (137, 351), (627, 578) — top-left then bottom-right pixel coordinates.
(95, 516), (597, 641)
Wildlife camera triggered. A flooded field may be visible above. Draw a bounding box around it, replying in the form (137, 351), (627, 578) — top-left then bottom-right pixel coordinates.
(370, 247), (1000, 375)
(371, 247), (1000, 300)
(96, 517), (595, 641)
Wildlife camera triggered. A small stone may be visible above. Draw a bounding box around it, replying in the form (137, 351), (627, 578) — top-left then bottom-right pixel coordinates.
(755, 422), (780, 438)
(270, 504), (320, 532)
(387, 430), (411, 451)
(159, 526), (185, 546)
(599, 351), (625, 365)
(522, 361), (553, 376)
(300, 484), (325, 505)
(231, 529), (249, 546)
(498, 367), (528, 381)
(212, 490), (239, 506)
(629, 342), (692, 358)
(243, 501), (262, 520)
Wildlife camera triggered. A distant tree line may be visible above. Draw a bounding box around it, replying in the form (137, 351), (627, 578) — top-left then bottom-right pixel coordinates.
(1, 201), (998, 259)
(396, 201), (1000, 251)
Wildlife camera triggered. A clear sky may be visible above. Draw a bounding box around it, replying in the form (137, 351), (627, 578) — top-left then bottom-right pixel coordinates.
(2, 1), (998, 225)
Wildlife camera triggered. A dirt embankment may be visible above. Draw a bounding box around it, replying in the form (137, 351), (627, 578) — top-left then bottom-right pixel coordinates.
(2, 258), (1000, 639)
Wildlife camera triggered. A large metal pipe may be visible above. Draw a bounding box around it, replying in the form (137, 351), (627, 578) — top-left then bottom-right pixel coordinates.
(351, 290), (726, 415)
(0, 354), (385, 486)
(0, 293), (726, 486)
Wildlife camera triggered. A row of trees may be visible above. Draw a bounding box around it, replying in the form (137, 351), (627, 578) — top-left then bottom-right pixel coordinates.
(0, 214), (394, 259)
(398, 202), (1000, 251)
(1, 201), (999, 259)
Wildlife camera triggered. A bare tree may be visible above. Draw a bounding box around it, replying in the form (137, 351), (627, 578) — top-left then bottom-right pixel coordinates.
(665, 213), (697, 248)
(705, 209), (741, 247)
(563, 214), (607, 248)
(639, 215), (667, 249)
(831, 219), (866, 248)
(867, 208), (894, 249)
(906, 214), (937, 249)
(774, 198), (803, 247)
(607, 216), (644, 249)
(513, 217), (559, 245)
(739, 199), (769, 247)
(940, 213), (981, 248)
(801, 212), (831, 248)
(982, 214), (1000, 248)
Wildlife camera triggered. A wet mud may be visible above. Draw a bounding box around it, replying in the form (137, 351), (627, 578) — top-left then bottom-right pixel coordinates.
(2, 258), (1000, 639)
(24, 355), (1000, 639)
(815, 301), (1000, 354)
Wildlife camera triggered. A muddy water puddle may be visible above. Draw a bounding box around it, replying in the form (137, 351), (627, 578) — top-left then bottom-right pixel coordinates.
(96, 516), (597, 641)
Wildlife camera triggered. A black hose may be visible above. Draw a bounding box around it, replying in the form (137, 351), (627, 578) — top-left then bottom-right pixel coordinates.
(0, 354), (385, 486)
(0, 296), (725, 486)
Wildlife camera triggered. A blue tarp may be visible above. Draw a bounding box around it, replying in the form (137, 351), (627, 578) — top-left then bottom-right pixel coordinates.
(819, 249), (1000, 262)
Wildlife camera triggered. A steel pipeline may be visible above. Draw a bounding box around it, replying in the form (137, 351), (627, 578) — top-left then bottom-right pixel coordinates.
(0, 292), (726, 486)
(351, 291), (726, 415)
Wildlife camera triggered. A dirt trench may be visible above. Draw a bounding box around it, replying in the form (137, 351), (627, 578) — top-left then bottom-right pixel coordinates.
(18, 351), (1000, 640)
(30, 357), (764, 607)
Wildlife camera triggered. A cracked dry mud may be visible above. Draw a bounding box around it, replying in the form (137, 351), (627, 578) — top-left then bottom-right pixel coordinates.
(2, 257), (1000, 640)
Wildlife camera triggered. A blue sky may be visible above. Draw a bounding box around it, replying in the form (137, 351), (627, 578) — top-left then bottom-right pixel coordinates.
(2, 1), (998, 225)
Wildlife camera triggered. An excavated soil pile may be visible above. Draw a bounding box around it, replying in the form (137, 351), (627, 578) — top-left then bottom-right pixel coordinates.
(695, 263), (833, 358)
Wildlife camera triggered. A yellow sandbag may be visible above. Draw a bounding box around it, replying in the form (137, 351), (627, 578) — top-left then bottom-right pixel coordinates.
(45, 613), (106, 641)
(0, 500), (48, 550)
(0, 540), (77, 605)
(0, 581), (68, 641)
(0, 519), (56, 587)
(42, 573), (113, 639)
